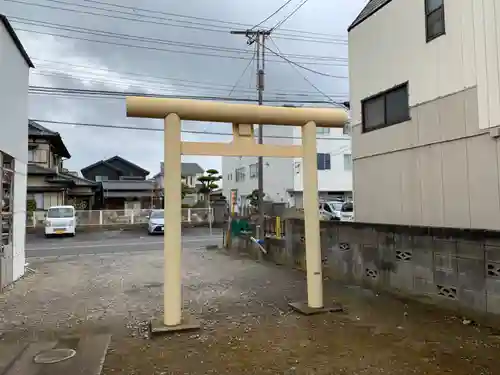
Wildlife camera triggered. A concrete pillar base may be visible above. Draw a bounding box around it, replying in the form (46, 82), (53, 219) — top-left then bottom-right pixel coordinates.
(149, 314), (200, 336)
(288, 301), (343, 315)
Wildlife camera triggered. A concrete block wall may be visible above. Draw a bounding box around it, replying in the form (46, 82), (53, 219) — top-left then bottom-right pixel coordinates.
(258, 219), (500, 322)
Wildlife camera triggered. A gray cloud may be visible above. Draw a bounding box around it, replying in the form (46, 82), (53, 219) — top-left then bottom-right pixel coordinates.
(0, 0), (365, 176)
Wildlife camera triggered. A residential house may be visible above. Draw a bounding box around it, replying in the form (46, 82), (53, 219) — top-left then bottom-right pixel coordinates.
(27, 121), (98, 213)
(153, 162), (204, 206)
(348, 0), (500, 230)
(81, 156), (156, 210)
(0, 14), (33, 288)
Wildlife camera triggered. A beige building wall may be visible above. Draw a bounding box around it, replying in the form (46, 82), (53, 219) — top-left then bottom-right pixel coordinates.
(349, 0), (500, 230)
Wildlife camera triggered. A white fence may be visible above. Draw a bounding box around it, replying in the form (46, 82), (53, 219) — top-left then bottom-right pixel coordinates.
(26, 208), (213, 228)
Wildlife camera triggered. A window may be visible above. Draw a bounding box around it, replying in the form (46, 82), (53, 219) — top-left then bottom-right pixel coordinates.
(425, 0), (445, 42)
(28, 149), (35, 162)
(27, 193), (44, 210)
(227, 173), (232, 181)
(1, 152), (14, 247)
(344, 154), (352, 170)
(235, 167), (246, 182)
(317, 153), (331, 170)
(249, 163), (258, 179)
(362, 83), (410, 132)
(343, 123), (350, 136)
(316, 127), (330, 135)
(95, 175), (108, 182)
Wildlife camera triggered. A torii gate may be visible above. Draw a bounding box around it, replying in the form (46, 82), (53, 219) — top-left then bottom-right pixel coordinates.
(126, 97), (348, 333)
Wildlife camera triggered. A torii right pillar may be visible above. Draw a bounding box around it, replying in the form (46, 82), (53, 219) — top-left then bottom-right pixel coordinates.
(288, 120), (344, 315)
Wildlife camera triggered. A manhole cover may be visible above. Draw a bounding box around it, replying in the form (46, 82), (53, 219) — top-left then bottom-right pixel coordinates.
(33, 348), (76, 364)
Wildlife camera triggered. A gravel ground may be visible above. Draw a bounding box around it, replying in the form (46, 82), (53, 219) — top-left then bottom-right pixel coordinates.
(1, 247), (500, 374)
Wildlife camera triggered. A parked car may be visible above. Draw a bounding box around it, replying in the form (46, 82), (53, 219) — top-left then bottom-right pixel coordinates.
(319, 200), (344, 220)
(339, 202), (354, 222)
(45, 205), (76, 237)
(148, 209), (164, 235)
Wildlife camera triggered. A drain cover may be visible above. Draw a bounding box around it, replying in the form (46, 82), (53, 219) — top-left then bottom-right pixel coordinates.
(33, 348), (76, 364)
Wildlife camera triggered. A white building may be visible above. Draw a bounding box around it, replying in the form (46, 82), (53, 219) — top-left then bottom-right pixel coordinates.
(222, 122), (352, 209)
(222, 125), (295, 207)
(349, 0), (500, 230)
(289, 126), (352, 208)
(0, 14), (33, 289)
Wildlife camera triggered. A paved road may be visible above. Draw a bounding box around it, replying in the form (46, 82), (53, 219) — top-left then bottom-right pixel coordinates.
(26, 228), (223, 258)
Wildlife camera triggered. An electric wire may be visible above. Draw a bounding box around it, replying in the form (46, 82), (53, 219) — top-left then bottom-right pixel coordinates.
(83, 0), (342, 40)
(28, 86), (347, 104)
(13, 25), (347, 68)
(30, 119), (352, 144)
(31, 58), (347, 96)
(228, 45), (257, 97)
(251, 0), (294, 30)
(8, 16), (348, 63)
(271, 0), (310, 31)
(255, 40), (347, 79)
(268, 36), (339, 104)
(3, 0), (347, 44)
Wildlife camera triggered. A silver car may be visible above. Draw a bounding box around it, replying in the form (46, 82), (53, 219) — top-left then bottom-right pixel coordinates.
(148, 210), (164, 234)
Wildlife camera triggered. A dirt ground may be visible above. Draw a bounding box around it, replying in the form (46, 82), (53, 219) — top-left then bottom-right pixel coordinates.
(1, 247), (500, 374)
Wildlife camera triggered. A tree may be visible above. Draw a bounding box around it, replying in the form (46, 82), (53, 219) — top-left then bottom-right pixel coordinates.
(197, 169), (222, 201)
(181, 182), (190, 200)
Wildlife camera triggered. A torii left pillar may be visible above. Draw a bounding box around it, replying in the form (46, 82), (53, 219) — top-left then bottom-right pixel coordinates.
(150, 112), (200, 333)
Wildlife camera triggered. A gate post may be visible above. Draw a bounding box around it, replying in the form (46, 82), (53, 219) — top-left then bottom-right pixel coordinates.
(163, 113), (182, 326)
(288, 121), (343, 315)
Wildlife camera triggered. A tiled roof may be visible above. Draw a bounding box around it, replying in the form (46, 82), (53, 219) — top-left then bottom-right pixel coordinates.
(348, 0), (393, 32)
(27, 164), (57, 175)
(0, 14), (34, 68)
(81, 156), (149, 176)
(28, 120), (58, 136)
(28, 120), (71, 158)
(181, 163), (204, 176)
(101, 180), (155, 191)
(154, 162), (204, 178)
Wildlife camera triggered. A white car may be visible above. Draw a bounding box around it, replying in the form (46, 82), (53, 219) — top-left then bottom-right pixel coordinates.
(148, 209), (164, 235)
(339, 202), (354, 222)
(319, 200), (344, 221)
(45, 205), (76, 237)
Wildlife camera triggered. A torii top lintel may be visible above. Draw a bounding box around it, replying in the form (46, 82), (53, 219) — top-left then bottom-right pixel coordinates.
(126, 97), (348, 128)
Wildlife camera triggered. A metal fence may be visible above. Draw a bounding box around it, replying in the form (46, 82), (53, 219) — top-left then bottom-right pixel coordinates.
(26, 208), (213, 228)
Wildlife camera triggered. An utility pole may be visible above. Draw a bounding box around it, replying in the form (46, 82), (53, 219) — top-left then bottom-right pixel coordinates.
(230, 29), (270, 240)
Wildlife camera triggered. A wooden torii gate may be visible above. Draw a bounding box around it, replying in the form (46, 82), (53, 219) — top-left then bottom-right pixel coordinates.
(126, 97), (348, 332)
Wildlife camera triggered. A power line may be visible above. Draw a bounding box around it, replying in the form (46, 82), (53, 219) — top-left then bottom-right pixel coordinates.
(32, 69), (345, 99)
(31, 119), (351, 142)
(228, 46), (257, 97)
(268, 36), (338, 104)
(83, 0), (343, 40)
(251, 0), (294, 29)
(257, 40), (347, 79)
(271, 0), (310, 31)
(13, 25), (347, 68)
(31, 58), (348, 96)
(8, 17), (348, 63)
(4, 0), (347, 44)
(28, 86), (347, 104)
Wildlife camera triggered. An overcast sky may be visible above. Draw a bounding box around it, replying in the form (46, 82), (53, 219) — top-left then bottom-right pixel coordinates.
(1, 0), (366, 176)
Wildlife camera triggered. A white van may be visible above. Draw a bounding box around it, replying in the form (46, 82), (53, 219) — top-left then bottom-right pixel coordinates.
(44, 205), (76, 237)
